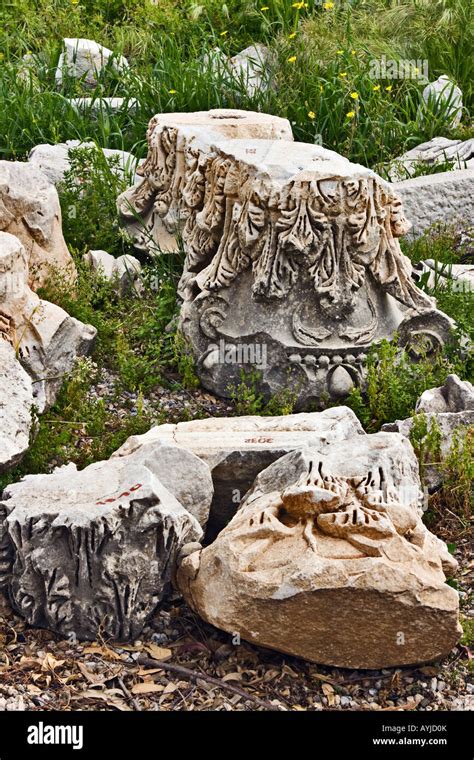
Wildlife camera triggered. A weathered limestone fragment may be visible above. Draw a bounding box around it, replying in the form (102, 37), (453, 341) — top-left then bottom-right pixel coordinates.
(0, 341), (33, 473)
(55, 38), (129, 89)
(178, 434), (461, 668)
(393, 169), (474, 238)
(419, 76), (463, 128)
(412, 260), (474, 292)
(0, 232), (96, 411)
(416, 374), (474, 414)
(29, 141), (142, 186)
(0, 161), (75, 289)
(388, 136), (474, 181)
(114, 407), (365, 532)
(67, 97), (139, 115)
(83, 249), (142, 296)
(0, 453), (204, 640)
(228, 44), (273, 97)
(202, 45), (273, 98)
(117, 109), (293, 254)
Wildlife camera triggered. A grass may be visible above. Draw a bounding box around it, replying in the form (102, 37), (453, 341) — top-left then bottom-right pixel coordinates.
(0, 0), (473, 169)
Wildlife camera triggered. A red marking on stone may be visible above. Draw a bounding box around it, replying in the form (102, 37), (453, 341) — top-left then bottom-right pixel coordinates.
(95, 483), (143, 506)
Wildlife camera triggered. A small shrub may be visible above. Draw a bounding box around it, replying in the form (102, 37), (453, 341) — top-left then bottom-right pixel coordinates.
(346, 338), (462, 432)
(228, 368), (297, 417)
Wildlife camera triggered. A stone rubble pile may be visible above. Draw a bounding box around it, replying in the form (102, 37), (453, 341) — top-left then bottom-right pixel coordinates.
(0, 232), (96, 414)
(0, 160), (75, 289)
(0, 407), (463, 666)
(0, 103), (468, 669)
(114, 406), (365, 535)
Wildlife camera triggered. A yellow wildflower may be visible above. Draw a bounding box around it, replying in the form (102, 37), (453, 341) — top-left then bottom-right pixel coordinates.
(323, 1), (334, 8)
(288, 32), (297, 39)
(346, 110), (355, 119)
(292, 1), (304, 8)
(220, 30), (228, 36)
(261, 5), (269, 10)
(339, 72), (347, 78)
(385, 85), (392, 92)
(287, 56), (297, 63)
(373, 84), (381, 91)
(351, 49), (356, 55)
(168, 89), (177, 94)
(350, 91), (359, 100)
(308, 111), (316, 119)
(336, 50), (344, 55)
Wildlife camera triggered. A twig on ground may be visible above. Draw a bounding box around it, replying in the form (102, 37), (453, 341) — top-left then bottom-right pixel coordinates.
(137, 654), (281, 711)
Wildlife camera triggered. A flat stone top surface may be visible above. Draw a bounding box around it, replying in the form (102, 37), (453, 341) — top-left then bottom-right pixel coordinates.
(206, 136), (380, 183)
(176, 408), (364, 433)
(150, 109), (293, 139)
(114, 407), (364, 457)
(2, 460), (180, 521)
(393, 167), (474, 189)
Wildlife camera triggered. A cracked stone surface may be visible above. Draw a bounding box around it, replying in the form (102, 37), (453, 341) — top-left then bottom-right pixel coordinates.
(393, 169), (474, 239)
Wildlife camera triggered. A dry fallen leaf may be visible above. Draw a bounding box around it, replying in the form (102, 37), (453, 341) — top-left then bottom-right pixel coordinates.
(322, 683), (334, 695)
(144, 643), (172, 661)
(222, 672), (242, 682)
(71, 689), (132, 711)
(131, 682), (164, 695)
(41, 653), (65, 671)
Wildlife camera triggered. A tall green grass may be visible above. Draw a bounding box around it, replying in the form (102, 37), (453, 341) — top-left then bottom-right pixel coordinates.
(0, 0), (472, 167)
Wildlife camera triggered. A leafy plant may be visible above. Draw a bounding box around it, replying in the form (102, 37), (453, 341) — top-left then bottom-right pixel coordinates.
(59, 145), (134, 256)
(346, 337), (465, 432)
(228, 368), (297, 416)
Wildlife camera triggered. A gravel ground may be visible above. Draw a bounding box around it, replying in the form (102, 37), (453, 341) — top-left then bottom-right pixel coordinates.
(0, 513), (471, 712)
